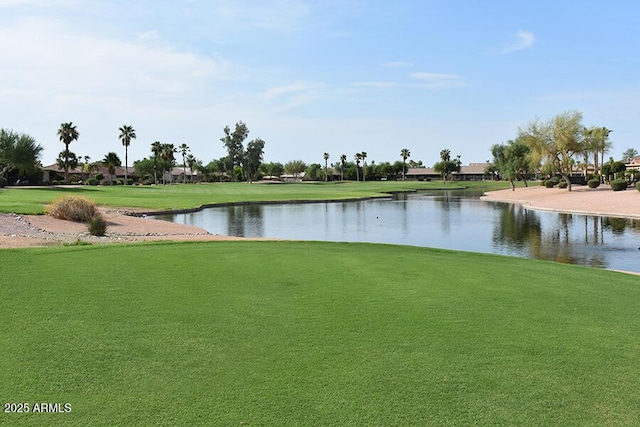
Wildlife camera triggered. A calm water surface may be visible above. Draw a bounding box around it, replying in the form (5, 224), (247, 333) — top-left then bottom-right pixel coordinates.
(154, 191), (640, 273)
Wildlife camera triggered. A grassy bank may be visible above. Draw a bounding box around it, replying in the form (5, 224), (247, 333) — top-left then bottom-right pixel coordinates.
(0, 181), (511, 214)
(2, 241), (638, 426)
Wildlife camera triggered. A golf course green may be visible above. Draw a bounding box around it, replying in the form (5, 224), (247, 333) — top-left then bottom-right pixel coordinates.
(1, 183), (639, 425)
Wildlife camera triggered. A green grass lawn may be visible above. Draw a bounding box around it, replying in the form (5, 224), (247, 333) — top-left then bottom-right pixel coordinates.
(0, 180), (511, 214)
(2, 241), (639, 426)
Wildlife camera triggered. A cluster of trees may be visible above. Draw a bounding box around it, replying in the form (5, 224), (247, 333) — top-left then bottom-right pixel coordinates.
(133, 142), (196, 185)
(489, 110), (633, 191)
(5, 112), (638, 188)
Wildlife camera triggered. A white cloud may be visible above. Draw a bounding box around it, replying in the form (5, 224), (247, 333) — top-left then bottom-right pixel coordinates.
(409, 72), (466, 89)
(501, 30), (536, 54)
(261, 81), (327, 114)
(0, 17), (230, 104)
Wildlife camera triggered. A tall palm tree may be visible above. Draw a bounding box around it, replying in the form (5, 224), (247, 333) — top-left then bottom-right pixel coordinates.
(360, 151), (367, 182)
(596, 127), (613, 183)
(323, 152), (330, 182)
(354, 153), (362, 182)
(151, 141), (162, 184)
(118, 125), (136, 185)
(179, 143), (190, 184)
(400, 148), (410, 181)
(186, 153), (196, 183)
(57, 122), (79, 184)
(161, 143), (176, 184)
(339, 154), (346, 181)
(102, 152), (121, 186)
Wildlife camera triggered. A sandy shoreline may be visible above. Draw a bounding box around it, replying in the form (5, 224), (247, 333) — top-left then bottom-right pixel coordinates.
(0, 208), (249, 248)
(1, 185), (639, 249)
(481, 184), (640, 219)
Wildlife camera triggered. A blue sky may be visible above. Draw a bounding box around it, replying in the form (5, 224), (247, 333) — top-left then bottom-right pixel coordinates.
(1, 0), (638, 168)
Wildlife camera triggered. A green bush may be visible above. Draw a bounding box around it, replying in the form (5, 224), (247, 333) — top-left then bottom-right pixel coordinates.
(48, 196), (98, 222)
(636, 182), (640, 192)
(84, 177), (99, 186)
(611, 179), (628, 191)
(87, 214), (107, 236)
(544, 180), (556, 188)
(540, 180), (547, 186)
(558, 180), (568, 189)
(588, 179), (601, 189)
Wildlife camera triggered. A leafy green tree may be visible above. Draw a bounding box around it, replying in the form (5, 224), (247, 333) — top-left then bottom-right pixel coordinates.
(490, 139), (534, 190)
(323, 152), (330, 182)
(376, 162), (394, 180)
(102, 152), (121, 185)
(134, 157), (155, 181)
(306, 163), (322, 181)
(221, 122), (249, 181)
(260, 162), (284, 179)
(602, 158), (626, 182)
(206, 158), (227, 182)
(57, 122), (79, 184)
(119, 125), (136, 184)
(519, 111), (584, 191)
(284, 160), (306, 180)
(354, 153), (362, 182)
(0, 129), (43, 186)
(179, 143), (190, 184)
(433, 149), (461, 182)
(400, 148), (410, 181)
(243, 138), (265, 183)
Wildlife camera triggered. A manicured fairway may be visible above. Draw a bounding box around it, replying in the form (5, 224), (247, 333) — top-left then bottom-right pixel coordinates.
(1, 241), (639, 426)
(0, 181), (510, 214)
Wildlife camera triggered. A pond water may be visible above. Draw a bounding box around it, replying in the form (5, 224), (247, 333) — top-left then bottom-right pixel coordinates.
(153, 191), (640, 273)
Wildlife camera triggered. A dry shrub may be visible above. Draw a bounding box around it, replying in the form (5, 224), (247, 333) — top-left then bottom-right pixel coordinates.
(48, 196), (98, 222)
(87, 214), (107, 236)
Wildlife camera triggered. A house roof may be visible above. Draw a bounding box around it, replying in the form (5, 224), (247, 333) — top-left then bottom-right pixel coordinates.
(407, 162), (490, 176)
(42, 164), (135, 176)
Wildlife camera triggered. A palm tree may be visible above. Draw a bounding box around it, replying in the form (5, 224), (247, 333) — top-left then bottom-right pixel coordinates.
(323, 152), (330, 182)
(339, 154), (347, 181)
(57, 122), (79, 184)
(186, 154), (196, 183)
(596, 127), (613, 183)
(161, 143), (176, 184)
(118, 125), (136, 185)
(354, 153), (362, 181)
(102, 152), (121, 186)
(0, 129), (43, 185)
(360, 151), (367, 182)
(151, 141), (162, 184)
(400, 148), (410, 181)
(179, 143), (190, 184)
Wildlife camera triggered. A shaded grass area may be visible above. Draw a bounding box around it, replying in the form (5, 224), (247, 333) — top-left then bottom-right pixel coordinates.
(1, 241), (639, 426)
(0, 181), (511, 214)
